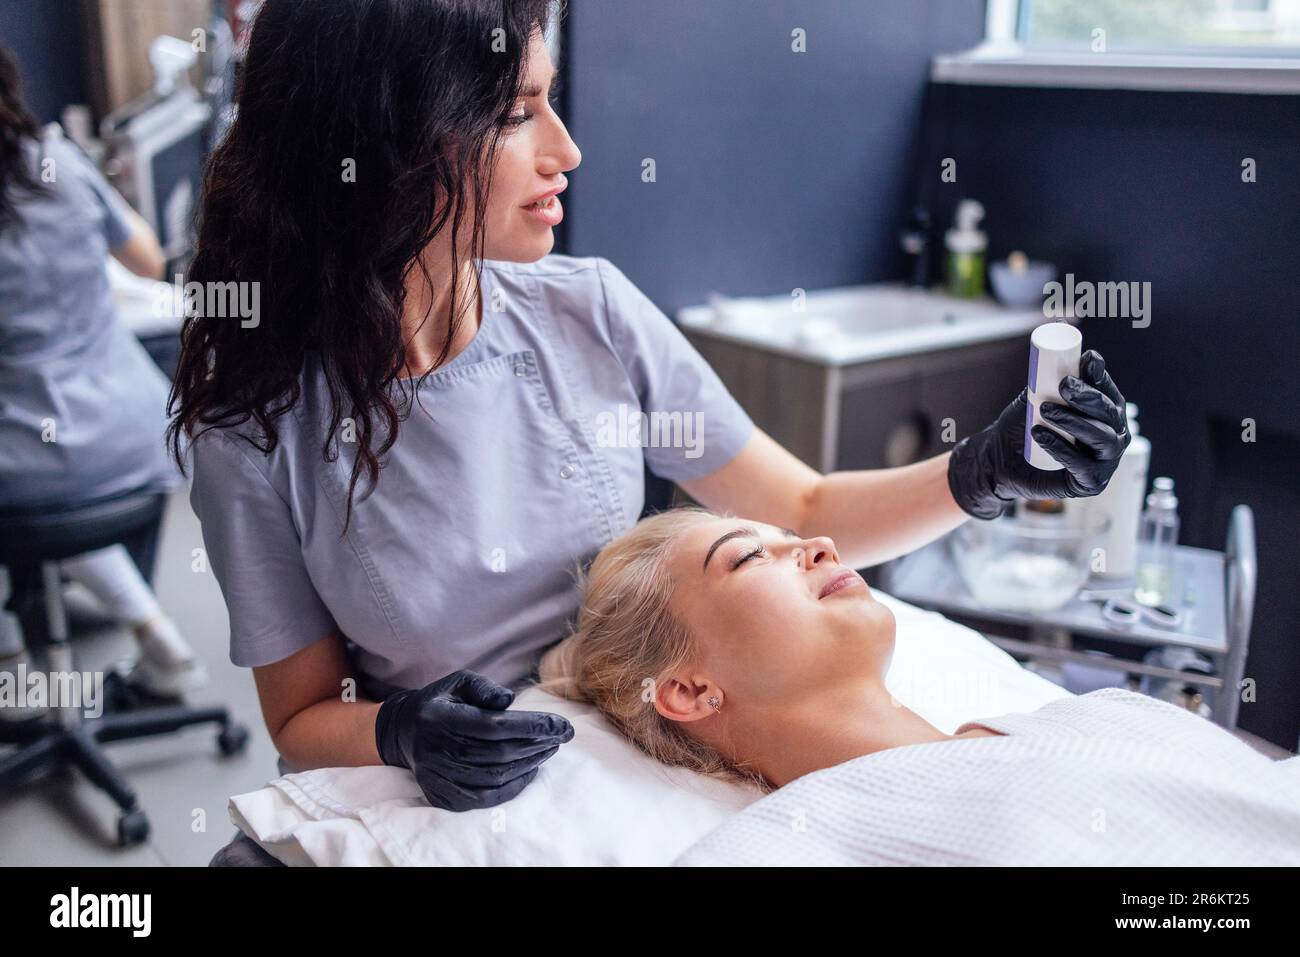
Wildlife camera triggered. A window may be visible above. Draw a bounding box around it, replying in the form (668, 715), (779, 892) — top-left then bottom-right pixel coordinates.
(1022, 0), (1300, 56)
(932, 0), (1300, 93)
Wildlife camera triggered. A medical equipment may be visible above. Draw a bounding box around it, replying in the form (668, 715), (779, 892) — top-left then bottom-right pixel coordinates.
(1025, 321), (1082, 471)
(202, 1), (239, 146)
(100, 36), (212, 267)
(1136, 476), (1180, 606)
(887, 504), (1256, 731)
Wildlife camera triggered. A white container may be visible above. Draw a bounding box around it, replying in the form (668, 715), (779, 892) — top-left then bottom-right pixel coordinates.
(1024, 322), (1081, 471)
(989, 251), (1056, 309)
(1073, 402), (1150, 578)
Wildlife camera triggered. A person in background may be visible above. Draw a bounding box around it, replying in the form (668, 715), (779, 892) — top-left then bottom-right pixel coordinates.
(0, 44), (205, 699)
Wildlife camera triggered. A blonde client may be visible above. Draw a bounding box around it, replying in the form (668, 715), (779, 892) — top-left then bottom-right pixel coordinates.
(539, 507), (1300, 865)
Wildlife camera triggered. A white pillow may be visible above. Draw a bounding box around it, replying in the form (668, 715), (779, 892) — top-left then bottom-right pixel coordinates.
(229, 592), (1069, 865)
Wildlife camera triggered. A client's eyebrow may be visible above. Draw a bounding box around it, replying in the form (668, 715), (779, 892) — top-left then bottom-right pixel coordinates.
(702, 525), (798, 572)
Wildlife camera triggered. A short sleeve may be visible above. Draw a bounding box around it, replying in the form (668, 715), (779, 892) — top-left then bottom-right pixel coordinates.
(189, 429), (338, 667)
(596, 257), (755, 483)
(48, 135), (134, 250)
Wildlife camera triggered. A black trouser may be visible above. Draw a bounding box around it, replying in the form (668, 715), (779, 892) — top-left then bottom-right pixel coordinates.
(209, 830), (288, 867)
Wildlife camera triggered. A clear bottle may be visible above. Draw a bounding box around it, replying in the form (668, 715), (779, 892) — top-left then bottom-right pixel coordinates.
(1134, 477), (1179, 607)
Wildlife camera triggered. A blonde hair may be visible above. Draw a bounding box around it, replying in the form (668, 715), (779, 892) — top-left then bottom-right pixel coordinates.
(538, 506), (771, 791)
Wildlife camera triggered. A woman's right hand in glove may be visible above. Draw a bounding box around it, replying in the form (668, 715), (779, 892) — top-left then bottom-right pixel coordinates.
(374, 669), (574, 811)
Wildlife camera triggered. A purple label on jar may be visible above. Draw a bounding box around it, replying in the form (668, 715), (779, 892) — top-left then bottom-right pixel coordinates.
(1024, 343), (1040, 460)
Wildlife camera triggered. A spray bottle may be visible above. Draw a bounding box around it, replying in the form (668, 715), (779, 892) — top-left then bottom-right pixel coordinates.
(945, 199), (986, 299)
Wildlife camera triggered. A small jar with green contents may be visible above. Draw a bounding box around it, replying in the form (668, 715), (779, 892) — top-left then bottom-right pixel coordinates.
(945, 199), (987, 299)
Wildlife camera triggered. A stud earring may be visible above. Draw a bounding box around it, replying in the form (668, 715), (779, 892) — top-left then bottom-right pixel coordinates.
(707, 695), (721, 713)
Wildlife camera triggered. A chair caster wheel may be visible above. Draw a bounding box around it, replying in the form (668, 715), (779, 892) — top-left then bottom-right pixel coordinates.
(118, 809), (150, 846)
(218, 723), (249, 756)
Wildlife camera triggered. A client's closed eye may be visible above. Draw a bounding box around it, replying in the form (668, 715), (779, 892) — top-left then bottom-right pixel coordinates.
(703, 525), (799, 573)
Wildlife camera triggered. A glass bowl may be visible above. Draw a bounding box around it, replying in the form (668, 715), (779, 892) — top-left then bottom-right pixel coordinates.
(949, 509), (1109, 612)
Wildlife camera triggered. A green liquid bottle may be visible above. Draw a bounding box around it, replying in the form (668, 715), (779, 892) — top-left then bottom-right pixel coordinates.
(945, 199), (986, 299)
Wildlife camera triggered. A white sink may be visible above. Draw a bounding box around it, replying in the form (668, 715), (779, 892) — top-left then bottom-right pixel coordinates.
(677, 284), (1044, 366)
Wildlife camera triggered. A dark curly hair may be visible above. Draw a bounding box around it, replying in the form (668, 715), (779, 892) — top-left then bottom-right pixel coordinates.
(0, 44), (48, 230)
(167, 0), (560, 531)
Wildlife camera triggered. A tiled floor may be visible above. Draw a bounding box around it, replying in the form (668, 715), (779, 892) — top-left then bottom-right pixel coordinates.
(0, 485), (280, 866)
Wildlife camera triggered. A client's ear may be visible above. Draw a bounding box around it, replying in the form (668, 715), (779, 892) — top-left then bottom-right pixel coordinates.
(653, 674), (721, 724)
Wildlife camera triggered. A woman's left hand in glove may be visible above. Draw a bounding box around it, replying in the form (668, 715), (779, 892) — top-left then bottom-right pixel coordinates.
(947, 349), (1132, 520)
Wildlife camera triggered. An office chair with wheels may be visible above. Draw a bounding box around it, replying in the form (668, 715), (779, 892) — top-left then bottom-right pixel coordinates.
(0, 488), (249, 846)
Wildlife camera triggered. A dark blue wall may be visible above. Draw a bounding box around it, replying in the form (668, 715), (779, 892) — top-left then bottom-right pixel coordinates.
(561, 0), (986, 314)
(0, 0), (88, 124)
(917, 83), (1300, 750)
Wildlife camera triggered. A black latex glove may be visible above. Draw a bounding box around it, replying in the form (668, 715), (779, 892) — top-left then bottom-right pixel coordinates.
(948, 349), (1131, 520)
(374, 669), (574, 812)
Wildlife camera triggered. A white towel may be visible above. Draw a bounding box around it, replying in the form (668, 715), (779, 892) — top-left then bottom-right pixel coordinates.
(675, 688), (1300, 866)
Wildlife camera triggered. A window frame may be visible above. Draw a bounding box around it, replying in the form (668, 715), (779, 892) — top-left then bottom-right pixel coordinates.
(931, 0), (1300, 94)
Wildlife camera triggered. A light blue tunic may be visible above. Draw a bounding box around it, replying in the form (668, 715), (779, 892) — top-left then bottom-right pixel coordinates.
(0, 131), (180, 507)
(188, 255), (755, 694)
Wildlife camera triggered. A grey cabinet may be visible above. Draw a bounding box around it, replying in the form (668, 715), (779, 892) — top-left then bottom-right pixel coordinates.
(684, 330), (1029, 474)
